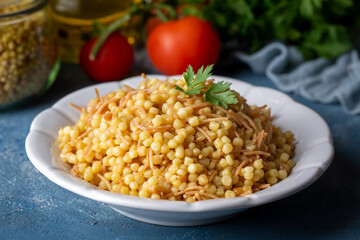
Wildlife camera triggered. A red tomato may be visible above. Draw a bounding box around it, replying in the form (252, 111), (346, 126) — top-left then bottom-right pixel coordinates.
(80, 32), (134, 82)
(146, 16), (220, 75)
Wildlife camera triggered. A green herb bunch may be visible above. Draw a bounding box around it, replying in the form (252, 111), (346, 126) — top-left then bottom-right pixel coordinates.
(170, 0), (360, 59)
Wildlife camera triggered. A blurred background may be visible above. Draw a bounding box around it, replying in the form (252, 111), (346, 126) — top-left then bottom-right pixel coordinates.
(1, 0), (360, 111)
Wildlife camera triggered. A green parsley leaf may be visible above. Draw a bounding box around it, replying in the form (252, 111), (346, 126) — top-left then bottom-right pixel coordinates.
(204, 81), (238, 109)
(183, 65), (195, 88)
(185, 85), (205, 95)
(192, 65), (213, 89)
(175, 64), (238, 109)
(174, 85), (185, 93)
(176, 65), (213, 95)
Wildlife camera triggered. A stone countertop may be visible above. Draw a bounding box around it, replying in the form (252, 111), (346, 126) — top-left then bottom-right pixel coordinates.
(1, 64), (359, 240)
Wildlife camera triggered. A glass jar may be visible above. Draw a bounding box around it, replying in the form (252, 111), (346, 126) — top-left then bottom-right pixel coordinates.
(0, 0), (57, 108)
(49, 0), (139, 64)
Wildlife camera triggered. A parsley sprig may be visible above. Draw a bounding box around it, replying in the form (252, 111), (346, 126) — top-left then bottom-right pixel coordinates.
(175, 65), (238, 109)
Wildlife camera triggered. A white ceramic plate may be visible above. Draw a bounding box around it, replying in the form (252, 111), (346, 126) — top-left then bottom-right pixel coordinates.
(25, 75), (334, 226)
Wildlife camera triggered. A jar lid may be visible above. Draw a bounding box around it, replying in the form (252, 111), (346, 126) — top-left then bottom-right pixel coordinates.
(0, 0), (47, 19)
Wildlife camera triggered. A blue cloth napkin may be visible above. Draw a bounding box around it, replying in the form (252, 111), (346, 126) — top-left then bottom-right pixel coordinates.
(235, 42), (360, 115)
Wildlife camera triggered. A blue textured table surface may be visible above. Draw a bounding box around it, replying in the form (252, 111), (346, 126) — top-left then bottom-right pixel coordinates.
(1, 64), (359, 240)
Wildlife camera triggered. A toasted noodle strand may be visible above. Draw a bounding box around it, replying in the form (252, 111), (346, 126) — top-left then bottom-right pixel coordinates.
(70, 102), (83, 111)
(176, 96), (202, 102)
(190, 102), (212, 109)
(202, 184), (210, 192)
(199, 192), (219, 199)
(120, 92), (131, 108)
(258, 184), (271, 190)
(97, 173), (112, 191)
(240, 190), (252, 197)
(138, 149), (150, 174)
(235, 158), (250, 177)
(76, 127), (94, 140)
(195, 135), (206, 142)
(236, 110), (259, 132)
(205, 112), (224, 118)
(182, 190), (219, 200)
(168, 104), (179, 119)
(229, 109), (253, 131)
(94, 98), (114, 116)
(84, 141), (92, 157)
(208, 170), (218, 182)
(232, 127), (241, 138)
(123, 84), (136, 91)
(141, 73), (149, 85)
(131, 105), (147, 115)
(215, 106), (252, 131)
(200, 117), (229, 124)
(58, 73), (296, 202)
(196, 127), (212, 142)
(133, 121), (173, 131)
(257, 130), (268, 149)
(115, 180), (123, 193)
(149, 148), (154, 169)
(144, 82), (162, 93)
(164, 186), (202, 198)
(243, 151), (271, 157)
(95, 88), (100, 102)
(116, 129), (130, 145)
(174, 186), (203, 196)
(86, 101), (101, 122)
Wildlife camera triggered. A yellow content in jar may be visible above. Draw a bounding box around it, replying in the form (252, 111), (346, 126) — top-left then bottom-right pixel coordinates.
(0, 2), (56, 106)
(58, 75), (296, 202)
(49, 0), (139, 63)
